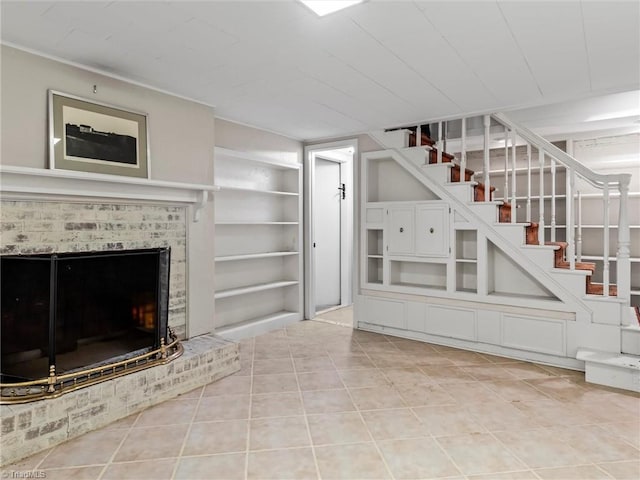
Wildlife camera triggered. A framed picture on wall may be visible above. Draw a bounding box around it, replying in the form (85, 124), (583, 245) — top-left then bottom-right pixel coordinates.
(48, 90), (150, 178)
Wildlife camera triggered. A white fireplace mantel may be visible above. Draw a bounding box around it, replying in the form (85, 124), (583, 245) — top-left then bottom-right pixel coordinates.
(0, 165), (219, 222)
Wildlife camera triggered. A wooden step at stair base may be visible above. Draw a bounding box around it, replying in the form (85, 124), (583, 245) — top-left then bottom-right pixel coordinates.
(474, 183), (496, 202)
(577, 349), (639, 392)
(450, 164), (474, 182)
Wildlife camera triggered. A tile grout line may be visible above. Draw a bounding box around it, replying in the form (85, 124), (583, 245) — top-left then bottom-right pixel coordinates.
(95, 411), (143, 480)
(168, 378), (206, 480)
(380, 341), (467, 479)
(244, 337), (256, 480)
(329, 338), (399, 480)
(287, 327), (322, 480)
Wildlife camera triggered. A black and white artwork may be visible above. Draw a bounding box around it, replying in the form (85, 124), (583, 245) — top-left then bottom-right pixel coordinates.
(49, 91), (149, 178)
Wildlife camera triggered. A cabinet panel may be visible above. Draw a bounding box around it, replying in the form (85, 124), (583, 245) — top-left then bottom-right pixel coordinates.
(415, 204), (449, 257)
(388, 206), (415, 255)
(363, 297), (406, 329)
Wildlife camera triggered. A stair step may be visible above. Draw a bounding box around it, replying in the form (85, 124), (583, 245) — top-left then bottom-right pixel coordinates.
(577, 349), (640, 392)
(428, 150), (455, 164)
(498, 203), (512, 223)
(408, 131), (435, 148)
(444, 182), (477, 202)
(586, 280), (618, 296)
(555, 261), (597, 272)
(450, 164), (474, 182)
(473, 183), (496, 202)
(526, 222), (539, 245)
(420, 162), (454, 184)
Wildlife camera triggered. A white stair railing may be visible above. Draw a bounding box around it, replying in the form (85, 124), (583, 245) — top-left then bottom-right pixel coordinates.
(491, 112), (631, 322)
(376, 112), (631, 323)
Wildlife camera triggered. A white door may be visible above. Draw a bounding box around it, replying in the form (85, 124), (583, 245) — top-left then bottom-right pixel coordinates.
(314, 158), (341, 310)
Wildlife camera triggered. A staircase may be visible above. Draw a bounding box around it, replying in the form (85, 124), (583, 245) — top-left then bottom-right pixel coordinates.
(424, 150), (618, 298)
(369, 112), (638, 391)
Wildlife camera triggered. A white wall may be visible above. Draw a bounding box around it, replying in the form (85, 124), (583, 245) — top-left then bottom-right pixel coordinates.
(1, 45), (215, 184)
(215, 118), (302, 166)
(1, 45), (219, 337)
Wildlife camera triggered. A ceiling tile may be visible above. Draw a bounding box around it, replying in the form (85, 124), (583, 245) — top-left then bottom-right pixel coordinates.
(418, 1), (542, 106)
(498, 1), (590, 97)
(582, 1), (640, 91)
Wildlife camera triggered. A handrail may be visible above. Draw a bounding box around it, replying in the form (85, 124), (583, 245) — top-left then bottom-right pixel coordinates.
(492, 112), (631, 188)
(372, 111), (633, 325)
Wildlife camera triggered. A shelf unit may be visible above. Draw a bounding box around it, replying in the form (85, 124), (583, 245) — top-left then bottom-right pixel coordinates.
(366, 228), (384, 285)
(214, 147), (303, 336)
(455, 229), (478, 293)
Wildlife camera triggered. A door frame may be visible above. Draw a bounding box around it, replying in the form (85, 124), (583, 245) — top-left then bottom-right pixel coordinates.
(304, 139), (357, 320)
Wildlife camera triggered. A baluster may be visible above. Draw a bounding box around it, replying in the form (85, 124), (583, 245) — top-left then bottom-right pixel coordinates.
(483, 115), (491, 201)
(618, 176), (632, 325)
(550, 159), (556, 242)
(511, 129), (517, 223)
(538, 149), (545, 244)
(461, 117), (467, 183)
(437, 121), (443, 164)
(576, 191), (583, 261)
(603, 183), (610, 297)
(504, 128), (509, 203)
(416, 124), (422, 147)
(567, 169), (575, 270)
(526, 143), (532, 223)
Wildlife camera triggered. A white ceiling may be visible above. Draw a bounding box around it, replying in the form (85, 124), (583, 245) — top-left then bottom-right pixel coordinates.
(2, 1), (639, 141)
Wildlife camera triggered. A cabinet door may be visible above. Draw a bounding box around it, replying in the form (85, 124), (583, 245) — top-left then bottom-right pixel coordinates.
(415, 204), (449, 256)
(388, 206), (414, 255)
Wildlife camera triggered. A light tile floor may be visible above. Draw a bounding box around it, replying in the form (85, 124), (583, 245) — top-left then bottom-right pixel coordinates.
(4, 320), (640, 480)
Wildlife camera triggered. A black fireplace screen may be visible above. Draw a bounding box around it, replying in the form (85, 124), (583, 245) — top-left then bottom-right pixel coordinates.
(1, 248), (170, 383)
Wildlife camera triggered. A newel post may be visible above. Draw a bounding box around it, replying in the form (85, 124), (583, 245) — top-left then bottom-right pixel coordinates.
(617, 175), (632, 325)
(483, 115), (491, 200)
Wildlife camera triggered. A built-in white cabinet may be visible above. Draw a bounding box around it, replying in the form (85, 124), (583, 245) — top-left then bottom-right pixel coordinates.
(388, 206), (414, 255)
(213, 147), (303, 335)
(415, 204), (449, 257)
(362, 201), (451, 293)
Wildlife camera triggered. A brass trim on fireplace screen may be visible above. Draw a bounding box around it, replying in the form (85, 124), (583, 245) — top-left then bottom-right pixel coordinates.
(0, 334), (183, 404)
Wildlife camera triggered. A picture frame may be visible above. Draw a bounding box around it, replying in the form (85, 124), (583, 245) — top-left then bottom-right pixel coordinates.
(49, 90), (150, 178)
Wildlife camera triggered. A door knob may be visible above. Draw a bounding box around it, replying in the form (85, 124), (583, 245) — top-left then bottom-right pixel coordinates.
(429, 228), (435, 234)
(400, 227), (404, 233)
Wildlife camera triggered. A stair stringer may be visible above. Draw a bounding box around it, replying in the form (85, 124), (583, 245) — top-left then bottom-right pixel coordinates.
(374, 145), (594, 325)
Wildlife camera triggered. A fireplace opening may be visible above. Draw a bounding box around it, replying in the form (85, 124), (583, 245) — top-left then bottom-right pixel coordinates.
(1, 248), (171, 392)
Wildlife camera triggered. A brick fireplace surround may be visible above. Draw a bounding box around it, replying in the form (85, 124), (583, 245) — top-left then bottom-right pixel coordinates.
(0, 167), (237, 466)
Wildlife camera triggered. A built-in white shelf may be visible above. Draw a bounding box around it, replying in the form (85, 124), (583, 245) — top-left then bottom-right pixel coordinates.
(580, 256), (640, 263)
(214, 280), (299, 300)
(216, 221), (299, 225)
(215, 251), (299, 262)
(214, 146), (303, 334)
(215, 147), (300, 170)
(217, 185), (299, 196)
(456, 258), (477, 264)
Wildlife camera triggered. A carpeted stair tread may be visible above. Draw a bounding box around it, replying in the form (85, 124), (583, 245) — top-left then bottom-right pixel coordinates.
(525, 223), (539, 245)
(586, 280), (618, 296)
(428, 150), (456, 164)
(555, 261), (597, 272)
(409, 131), (435, 147)
(450, 164), (474, 182)
(474, 183), (496, 202)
